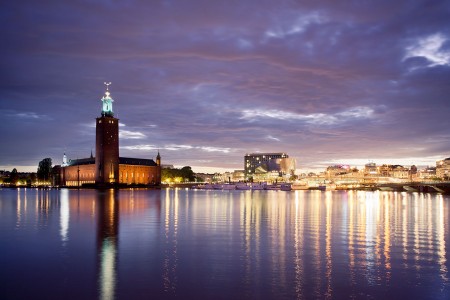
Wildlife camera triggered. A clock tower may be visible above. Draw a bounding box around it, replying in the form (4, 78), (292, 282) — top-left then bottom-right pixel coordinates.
(95, 83), (119, 184)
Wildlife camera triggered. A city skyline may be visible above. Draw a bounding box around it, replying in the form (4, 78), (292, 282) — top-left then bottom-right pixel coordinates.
(1, 1), (450, 173)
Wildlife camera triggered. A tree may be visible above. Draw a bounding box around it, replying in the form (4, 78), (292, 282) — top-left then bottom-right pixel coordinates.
(180, 166), (195, 182)
(28, 173), (37, 185)
(161, 166), (196, 183)
(10, 168), (19, 185)
(37, 158), (52, 182)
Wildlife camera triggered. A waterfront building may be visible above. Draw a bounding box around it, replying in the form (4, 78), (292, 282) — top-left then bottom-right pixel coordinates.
(364, 162), (378, 176)
(325, 165), (351, 178)
(417, 167), (437, 180)
(60, 84), (161, 186)
(244, 152), (295, 181)
(211, 170), (245, 183)
(390, 165), (410, 179)
(194, 173), (214, 183)
(436, 158), (450, 179)
(221, 172), (233, 183)
(378, 164), (410, 179)
(378, 164), (392, 177)
(232, 170), (245, 182)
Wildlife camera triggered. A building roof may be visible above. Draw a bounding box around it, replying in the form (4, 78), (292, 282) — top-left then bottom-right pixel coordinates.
(68, 157), (95, 166)
(245, 152), (288, 157)
(119, 157), (157, 166)
(67, 156), (157, 167)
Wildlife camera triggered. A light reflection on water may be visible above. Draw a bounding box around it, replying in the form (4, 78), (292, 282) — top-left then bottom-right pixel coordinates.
(0, 188), (449, 300)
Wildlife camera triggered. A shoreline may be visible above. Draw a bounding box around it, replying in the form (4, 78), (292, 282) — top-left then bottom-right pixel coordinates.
(1, 183), (449, 194)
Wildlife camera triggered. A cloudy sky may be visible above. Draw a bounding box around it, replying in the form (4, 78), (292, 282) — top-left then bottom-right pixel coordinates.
(1, 0), (450, 173)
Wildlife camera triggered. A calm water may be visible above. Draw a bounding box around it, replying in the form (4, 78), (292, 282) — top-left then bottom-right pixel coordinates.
(0, 188), (449, 300)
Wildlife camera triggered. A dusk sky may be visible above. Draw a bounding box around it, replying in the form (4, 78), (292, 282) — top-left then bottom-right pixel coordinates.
(1, 0), (450, 173)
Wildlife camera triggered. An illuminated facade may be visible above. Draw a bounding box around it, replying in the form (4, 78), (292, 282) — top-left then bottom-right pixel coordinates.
(325, 165), (351, 178)
(436, 158), (450, 179)
(60, 84), (161, 186)
(244, 152), (295, 181)
(364, 162), (378, 176)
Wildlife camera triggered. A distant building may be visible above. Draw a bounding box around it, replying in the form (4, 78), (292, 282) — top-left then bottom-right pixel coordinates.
(390, 165), (409, 179)
(244, 152), (295, 181)
(378, 164), (392, 177)
(195, 173), (214, 183)
(232, 170), (245, 182)
(325, 165), (351, 178)
(418, 167), (436, 180)
(364, 163), (378, 176)
(60, 84), (161, 186)
(221, 172), (233, 183)
(436, 158), (450, 179)
(378, 164), (409, 179)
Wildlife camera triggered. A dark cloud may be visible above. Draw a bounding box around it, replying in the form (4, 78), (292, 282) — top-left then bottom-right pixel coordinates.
(1, 0), (449, 171)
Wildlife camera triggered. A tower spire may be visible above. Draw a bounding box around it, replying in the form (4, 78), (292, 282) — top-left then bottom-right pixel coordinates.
(156, 150), (161, 166)
(101, 82), (114, 117)
(62, 152), (68, 166)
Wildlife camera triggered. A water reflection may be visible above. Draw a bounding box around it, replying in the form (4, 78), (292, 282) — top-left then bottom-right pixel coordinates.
(1, 189), (449, 299)
(60, 189), (69, 243)
(324, 191), (332, 299)
(163, 188), (179, 295)
(96, 190), (119, 300)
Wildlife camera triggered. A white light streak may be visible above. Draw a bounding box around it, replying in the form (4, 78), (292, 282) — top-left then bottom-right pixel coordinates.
(119, 130), (146, 139)
(121, 144), (157, 151)
(11, 111), (51, 120)
(267, 135), (281, 142)
(265, 13), (325, 39)
(241, 106), (374, 125)
(122, 144), (232, 153)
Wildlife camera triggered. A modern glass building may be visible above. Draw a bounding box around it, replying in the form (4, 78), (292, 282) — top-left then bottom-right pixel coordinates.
(244, 153), (295, 181)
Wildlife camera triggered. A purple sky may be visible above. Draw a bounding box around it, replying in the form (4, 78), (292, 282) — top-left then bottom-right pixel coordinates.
(1, 0), (450, 173)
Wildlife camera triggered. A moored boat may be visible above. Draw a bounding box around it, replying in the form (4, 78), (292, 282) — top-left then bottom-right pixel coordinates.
(318, 183), (336, 191)
(291, 182), (309, 190)
(236, 183), (251, 190)
(250, 183), (266, 190)
(265, 184), (279, 190)
(220, 184), (236, 190)
(280, 183), (292, 191)
(194, 183), (215, 189)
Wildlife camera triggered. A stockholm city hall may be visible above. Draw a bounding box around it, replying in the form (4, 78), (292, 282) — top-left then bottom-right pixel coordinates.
(60, 83), (161, 187)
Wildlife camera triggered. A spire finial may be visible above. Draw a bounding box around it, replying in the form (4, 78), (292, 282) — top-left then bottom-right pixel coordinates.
(104, 82), (112, 97)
